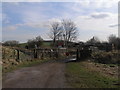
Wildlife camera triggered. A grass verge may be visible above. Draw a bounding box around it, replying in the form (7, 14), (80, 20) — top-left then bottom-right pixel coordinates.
(65, 61), (119, 88)
(2, 56), (67, 74)
(2, 59), (49, 74)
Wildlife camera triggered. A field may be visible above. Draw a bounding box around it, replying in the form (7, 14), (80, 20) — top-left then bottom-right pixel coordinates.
(18, 41), (52, 48)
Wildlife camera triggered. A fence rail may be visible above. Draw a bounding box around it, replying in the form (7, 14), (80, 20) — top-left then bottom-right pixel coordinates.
(2, 47), (69, 61)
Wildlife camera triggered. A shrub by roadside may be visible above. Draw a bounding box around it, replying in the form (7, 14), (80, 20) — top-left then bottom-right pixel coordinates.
(91, 50), (120, 64)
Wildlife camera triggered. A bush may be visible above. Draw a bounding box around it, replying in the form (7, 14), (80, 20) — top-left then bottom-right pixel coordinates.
(27, 36), (43, 49)
(91, 51), (120, 64)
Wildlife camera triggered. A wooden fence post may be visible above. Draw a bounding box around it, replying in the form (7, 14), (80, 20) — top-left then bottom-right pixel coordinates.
(34, 49), (37, 58)
(17, 50), (19, 60)
(49, 50), (52, 58)
(2, 49), (5, 59)
(42, 50), (44, 59)
(13, 50), (16, 59)
(76, 49), (79, 60)
(56, 49), (58, 58)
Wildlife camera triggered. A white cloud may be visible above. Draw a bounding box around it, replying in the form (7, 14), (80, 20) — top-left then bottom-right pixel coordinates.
(3, 0), (119, 2)
(3, 33), (38, 43)
(16, 18), (61, 29)
(3, 0), (46, 2)
(109, 24), (119, 28)
(22, 11), (44, 23)
(25, 22), (49, 28)
(2, 1), (118, 42)
(15, 18), (61, 29)
(3, 26), (17, 30)
(73, 12), (118, 41)
(90, 12), (110, 19)
(48, 18), (61, 23)
(15, 20), (49, 29)
(3, 11), (117, 41)
(75, 0), (119, 8)
(74, 12), (118, 31)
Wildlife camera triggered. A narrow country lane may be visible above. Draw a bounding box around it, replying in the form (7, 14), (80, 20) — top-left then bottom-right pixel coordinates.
(3, 61), (69, 88)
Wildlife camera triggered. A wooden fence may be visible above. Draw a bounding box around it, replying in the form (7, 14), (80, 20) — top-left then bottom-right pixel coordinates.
(2, 47), (68, 61)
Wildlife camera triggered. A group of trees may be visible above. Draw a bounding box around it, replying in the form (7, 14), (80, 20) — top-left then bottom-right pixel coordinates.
(2, 36), (43, 49)
(86, 36), (100, 44)
(2, 19), (78, 48)
(2, 18), (120, 50)
(108, 34), (120, 50)
(27, 36), (43, 49)
(3, 34), (120, 50)
(49, 19), (77, 47)
(3, 40), (19, 47)
(85, 34), (120, 50)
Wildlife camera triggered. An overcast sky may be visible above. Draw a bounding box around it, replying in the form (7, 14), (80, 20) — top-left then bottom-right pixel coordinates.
(2, 0), (119, 43)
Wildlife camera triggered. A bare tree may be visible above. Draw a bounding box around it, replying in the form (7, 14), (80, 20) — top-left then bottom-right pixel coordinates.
(49, 22), (62, 47)
(62, 19), (77, 47)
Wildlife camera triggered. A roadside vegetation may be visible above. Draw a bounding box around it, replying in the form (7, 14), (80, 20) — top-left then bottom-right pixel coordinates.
(91, 50), (120, 64)
(3, 59), (49, 74)
(65, 49), (119, 88)
(65, 61), (119, 88)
